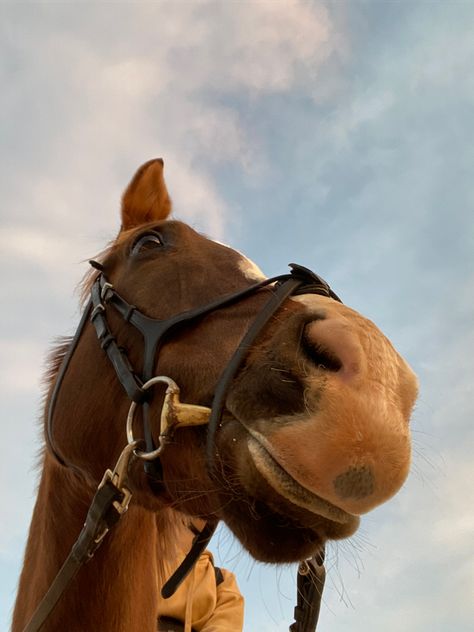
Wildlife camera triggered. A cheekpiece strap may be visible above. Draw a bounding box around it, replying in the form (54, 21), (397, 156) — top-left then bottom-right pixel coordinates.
(90, 277), (145, 403)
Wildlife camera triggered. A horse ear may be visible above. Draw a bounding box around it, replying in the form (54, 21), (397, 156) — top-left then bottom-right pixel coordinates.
(121, 159), (172, 230)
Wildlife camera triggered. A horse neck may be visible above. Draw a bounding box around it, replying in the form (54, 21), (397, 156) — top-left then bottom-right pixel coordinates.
(12, 453), (160, 632)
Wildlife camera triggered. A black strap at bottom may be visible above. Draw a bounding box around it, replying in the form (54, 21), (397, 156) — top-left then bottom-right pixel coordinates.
(290, 551), (326, 632)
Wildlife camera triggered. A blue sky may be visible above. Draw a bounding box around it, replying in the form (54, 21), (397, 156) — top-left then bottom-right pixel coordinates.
(1, 2), (473, 630)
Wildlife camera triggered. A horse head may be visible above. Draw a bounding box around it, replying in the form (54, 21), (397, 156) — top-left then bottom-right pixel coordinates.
(48, 159), (418, 567)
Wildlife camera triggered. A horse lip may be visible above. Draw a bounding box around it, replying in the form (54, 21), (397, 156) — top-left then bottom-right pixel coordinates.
(245, 429), (357, 526)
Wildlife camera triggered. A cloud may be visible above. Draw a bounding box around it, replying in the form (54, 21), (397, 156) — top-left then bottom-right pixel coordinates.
(184, 1), (334, 94)
(1, 0), (338, 242)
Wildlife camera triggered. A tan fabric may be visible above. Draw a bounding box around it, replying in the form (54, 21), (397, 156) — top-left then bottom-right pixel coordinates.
(157, 549), (244, 632)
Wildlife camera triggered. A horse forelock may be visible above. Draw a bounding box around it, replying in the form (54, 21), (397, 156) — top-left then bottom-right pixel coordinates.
(78, 240), (119, 306)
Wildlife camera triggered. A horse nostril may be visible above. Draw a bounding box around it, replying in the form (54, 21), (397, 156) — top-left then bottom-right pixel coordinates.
(301, 328), (342, 372)
(302, 318), (364, 381)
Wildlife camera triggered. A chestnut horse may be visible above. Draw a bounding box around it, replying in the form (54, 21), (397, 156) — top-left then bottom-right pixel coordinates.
(12, 160), (418, 632)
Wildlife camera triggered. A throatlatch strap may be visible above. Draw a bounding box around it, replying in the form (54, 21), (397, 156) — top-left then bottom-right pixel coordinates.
(46, 299), (93, 467)
(161, 522), (217, 599)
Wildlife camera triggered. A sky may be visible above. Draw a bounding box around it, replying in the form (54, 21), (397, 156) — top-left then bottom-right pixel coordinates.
(1, 1), (473, 630)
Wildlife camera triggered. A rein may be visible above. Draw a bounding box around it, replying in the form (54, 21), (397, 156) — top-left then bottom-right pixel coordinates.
(26, 262), (340, 632)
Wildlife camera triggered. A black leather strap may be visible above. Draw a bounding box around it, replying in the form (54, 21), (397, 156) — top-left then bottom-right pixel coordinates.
(290, 550), (326, 632)
(22, 480), (126, 632)
(161, 522), (217, 599)
(90, 280), (145, 403)
(206, 272), (305, 467)
(46, 299), (93, 467)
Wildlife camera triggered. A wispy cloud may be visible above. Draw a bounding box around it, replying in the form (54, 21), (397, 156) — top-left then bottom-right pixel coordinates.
(1, 0), (337, 241)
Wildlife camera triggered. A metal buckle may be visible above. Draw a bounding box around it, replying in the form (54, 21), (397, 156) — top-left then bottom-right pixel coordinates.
(93, 441), (139, 547)
(90, 303), (105, 321)
(100, 281), (114, 303)
(298, 551), (325, 578)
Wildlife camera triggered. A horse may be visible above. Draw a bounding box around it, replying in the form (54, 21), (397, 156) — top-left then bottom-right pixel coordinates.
(12, 159), (418, 632)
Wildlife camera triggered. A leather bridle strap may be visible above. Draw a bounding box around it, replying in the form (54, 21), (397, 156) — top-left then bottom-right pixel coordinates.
(22, 479), (128, 632)
(290, 551), (326, 632)
(160, 521), (217, 599)
(46, 299), (93, 467)
(205, 270), (305, 466)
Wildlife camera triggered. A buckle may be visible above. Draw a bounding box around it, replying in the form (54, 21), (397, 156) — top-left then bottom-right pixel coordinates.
(100, 281), (114, 303)
(90, 303), (105, 321)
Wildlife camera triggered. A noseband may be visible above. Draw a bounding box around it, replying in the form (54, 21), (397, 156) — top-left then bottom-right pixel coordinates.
(29, 261), (341, 632)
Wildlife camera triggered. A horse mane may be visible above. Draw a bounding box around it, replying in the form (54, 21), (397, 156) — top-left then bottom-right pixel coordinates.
(42, 336), (73, 396)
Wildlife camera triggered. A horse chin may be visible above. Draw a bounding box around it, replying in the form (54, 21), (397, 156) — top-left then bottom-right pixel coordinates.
(246, 435), (358, 530)
(214, 419), (359, 563)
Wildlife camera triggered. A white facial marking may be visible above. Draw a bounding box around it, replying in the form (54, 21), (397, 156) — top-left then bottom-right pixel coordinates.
(237, 254), (266, 282)
(213, 240), (267, 282)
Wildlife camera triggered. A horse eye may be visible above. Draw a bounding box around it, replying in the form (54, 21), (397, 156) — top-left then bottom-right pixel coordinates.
(130, 232), (164, 256)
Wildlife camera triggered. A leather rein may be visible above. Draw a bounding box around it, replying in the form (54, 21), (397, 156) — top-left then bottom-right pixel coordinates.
(24, 262), (341, 632)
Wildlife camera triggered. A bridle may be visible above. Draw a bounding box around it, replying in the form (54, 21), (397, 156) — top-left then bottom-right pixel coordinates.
(25, 259), (341, 632)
